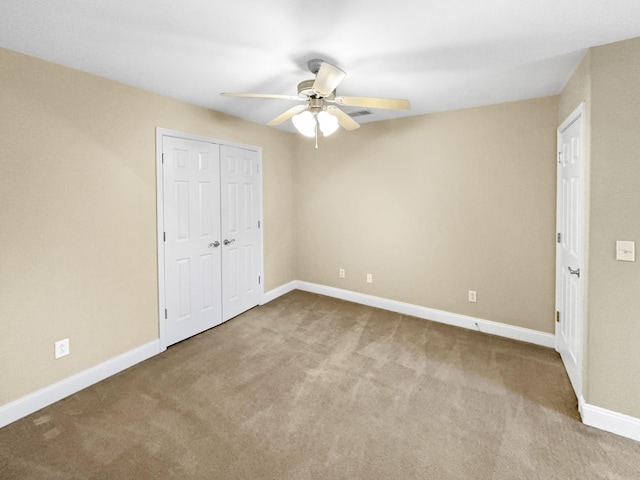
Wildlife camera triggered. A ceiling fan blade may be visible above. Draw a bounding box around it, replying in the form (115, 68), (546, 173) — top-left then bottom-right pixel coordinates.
(312, 62), (346, 97)
(221, 93), (300, 101)
(335, 96), (410, 110)
(327, 106), (360, 131)
(267, 104), (307, 126)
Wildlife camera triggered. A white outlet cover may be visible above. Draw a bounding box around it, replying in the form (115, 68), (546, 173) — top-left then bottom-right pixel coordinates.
(616, 241), (635, 262)
(55, 338), (70, 359)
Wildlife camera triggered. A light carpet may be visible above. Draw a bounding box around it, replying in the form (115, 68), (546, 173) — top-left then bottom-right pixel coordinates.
(1, 290), (639, 479)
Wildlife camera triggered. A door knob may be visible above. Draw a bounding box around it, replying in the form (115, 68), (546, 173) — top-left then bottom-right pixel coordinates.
(223, 239), (235, 246)
(209, 241), (220, 248)
(568, 266), (580, 278)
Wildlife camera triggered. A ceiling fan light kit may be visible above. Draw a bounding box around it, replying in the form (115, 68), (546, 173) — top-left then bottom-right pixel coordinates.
(292, 110), (339, 138)
(221, 59), (410, 147)
(290, 95), (340, 139)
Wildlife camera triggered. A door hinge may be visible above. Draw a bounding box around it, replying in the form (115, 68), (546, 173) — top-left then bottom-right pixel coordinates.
(165, 308), (168, 319)
(162, 153), (165, 164)
(258, 275), (261, 285)
(556, 311), (560, 323)
(163, 231), (166, 242)
(557, 151), (562, 164)
(557, 232), (561, 243)
(258, 220), (261, 228)
(257, 164), (260, 173)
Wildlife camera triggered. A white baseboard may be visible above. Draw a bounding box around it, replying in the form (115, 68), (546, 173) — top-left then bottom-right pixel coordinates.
(261, 280), (297, 305)
(580, 396), (640, 442)
(0, 340), (161, 429)
(295, 281), (555, 348)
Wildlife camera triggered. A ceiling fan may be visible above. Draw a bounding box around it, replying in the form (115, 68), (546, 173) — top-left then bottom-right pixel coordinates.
(221, 59), (410, 146)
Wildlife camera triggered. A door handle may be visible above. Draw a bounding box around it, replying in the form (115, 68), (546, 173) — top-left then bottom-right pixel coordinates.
(209, 241), (220, 248)
(223, 239), (235, 246)
(568, 266), (580, 278)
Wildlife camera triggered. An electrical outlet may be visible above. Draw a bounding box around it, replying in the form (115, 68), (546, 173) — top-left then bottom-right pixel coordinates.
(366, 273), (373, 283)
(468, 290), (477, 303)
(339, 268), (345, 278)
(55, 338), (70, 359)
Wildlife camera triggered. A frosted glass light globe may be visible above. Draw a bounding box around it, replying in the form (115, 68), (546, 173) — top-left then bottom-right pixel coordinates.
(292, 110), (316, 137)
(318, 111), (339, 136)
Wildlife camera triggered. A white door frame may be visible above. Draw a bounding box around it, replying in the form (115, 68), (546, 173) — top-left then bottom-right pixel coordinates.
(555, 103), (585, 399)
(156, 128), (264, 351)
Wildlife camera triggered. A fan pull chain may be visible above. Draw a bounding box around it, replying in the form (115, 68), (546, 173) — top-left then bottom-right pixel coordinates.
(315, 118), (319, 149)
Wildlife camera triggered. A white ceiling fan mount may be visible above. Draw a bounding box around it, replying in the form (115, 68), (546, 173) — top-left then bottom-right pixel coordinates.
(306, 58), (324, 76)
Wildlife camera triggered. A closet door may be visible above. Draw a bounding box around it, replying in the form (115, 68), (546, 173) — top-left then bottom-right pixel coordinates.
(163, 136), (222, 346)
(220, 145), (261, 321)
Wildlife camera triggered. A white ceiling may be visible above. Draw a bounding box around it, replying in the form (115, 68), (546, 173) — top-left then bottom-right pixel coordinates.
(2, 1), (640, 131)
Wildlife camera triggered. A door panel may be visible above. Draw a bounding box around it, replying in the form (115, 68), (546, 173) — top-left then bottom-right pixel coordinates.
(220, 145), (261, 321)
(556, 106), (584, 399)
(163, 136), (222, 346)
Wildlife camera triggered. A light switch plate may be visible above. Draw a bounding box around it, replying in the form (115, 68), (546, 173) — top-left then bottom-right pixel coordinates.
(616, 241), (635, 262)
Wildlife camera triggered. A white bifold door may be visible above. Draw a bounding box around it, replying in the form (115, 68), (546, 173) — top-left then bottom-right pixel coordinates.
(162, 136), (261, 347)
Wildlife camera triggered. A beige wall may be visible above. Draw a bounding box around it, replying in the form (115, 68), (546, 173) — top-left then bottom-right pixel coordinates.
(295, 97), (559, 332)
(558, 51), (591, 123)
(0, 48), (296, 405)
(587, 37), (640, 418)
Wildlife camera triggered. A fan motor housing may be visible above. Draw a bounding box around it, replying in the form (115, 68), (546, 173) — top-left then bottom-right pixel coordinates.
(297, 79), (336, 100)
(297, 79), (315, 97)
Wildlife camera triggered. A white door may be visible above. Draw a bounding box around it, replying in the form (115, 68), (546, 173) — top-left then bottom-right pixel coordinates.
(220, 145), (261, 321)
(556, 104), (584, 399)
(163, 136), (222, 346)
